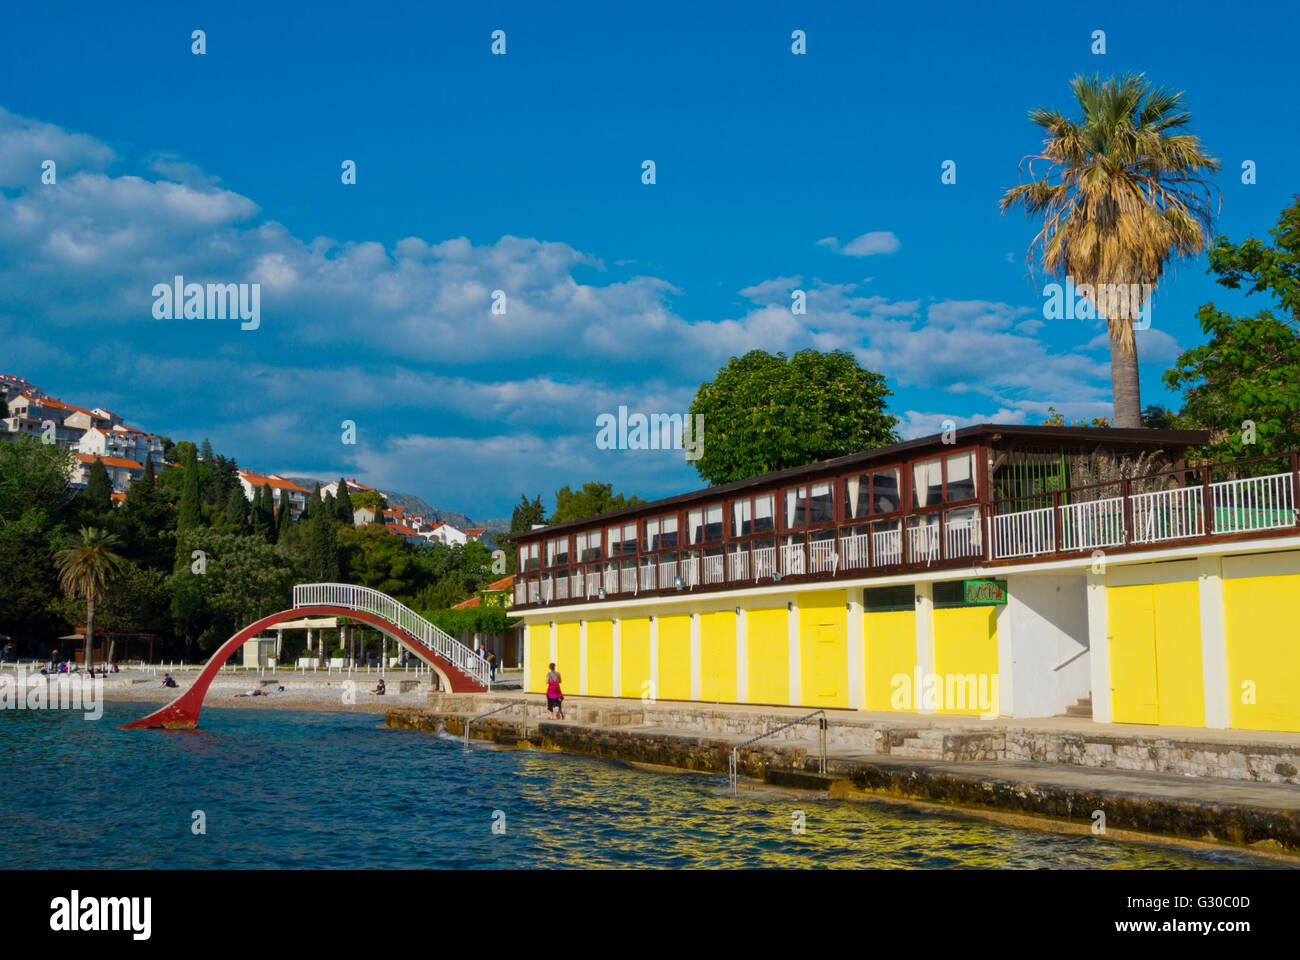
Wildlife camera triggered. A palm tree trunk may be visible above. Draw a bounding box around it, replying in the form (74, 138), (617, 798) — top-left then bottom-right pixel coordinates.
(1110, 335), (1142, 428)
(85, 596), (95, 671)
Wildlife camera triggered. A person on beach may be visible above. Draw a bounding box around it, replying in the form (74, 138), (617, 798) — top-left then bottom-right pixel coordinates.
(235, 689), (268, 697)
(370, 678), (386, 696)
(161, 673), (178, 688)
(545, 663), (564, 719)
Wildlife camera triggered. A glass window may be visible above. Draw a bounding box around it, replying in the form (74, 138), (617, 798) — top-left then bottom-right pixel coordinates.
(687, 508), (702, 545)
(545, 539), (556, 567)
(731, 499), (752, 537)
(809, 482), (834, 524)
(785, 487), (807, 528)
(945, 451), (976, 501)
(575, 530), (601, 563)
(703, 504), (723, 541)
(554, 536), (569, 567)
(912, 458), (943, 509)
(621, 523), (637, 556)
(873, 468), (901, 514)
(521, 542), (540, 571)
(844, 474), (871, 520)
(661, 515), (678, 548)
(754, 494), (775, 533)
(607, 525), (623, 557)
(644, 518), (660, 552)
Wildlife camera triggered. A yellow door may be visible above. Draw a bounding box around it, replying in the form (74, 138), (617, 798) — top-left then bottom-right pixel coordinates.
(1108, 582), (1204, 726)
(527, 623), (551, 693)
(700, 610), (737, 702)
(798, 590), (848, 708)
(586, 620), (613, 697)
(657, 613), (691, 700)
(619, 616), (651, 699)
(933, 606), (998, 715)
(746, 606), (790, 705)
(555, 623), (580, 694)
(865, 610), (916, 712)
(1225, 573), (1300, 732)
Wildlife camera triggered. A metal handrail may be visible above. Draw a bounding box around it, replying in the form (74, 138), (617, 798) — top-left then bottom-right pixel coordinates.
(464, 698), (529, 748)
(291, 583), (492, 687)
(728, 710), (828, 794)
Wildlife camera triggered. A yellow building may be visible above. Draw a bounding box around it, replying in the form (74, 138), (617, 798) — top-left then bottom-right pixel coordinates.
(513, 426), (1300, 733)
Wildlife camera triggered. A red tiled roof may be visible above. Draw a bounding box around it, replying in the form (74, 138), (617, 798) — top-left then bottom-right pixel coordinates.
(485, 574), (515, 591)
(451, 595), (482, 610)
(465, 527), (486, 536)
(76, 453), (144, 470)
(239, 470), (310, 493)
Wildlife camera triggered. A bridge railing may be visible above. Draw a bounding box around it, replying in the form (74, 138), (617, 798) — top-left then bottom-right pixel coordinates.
(292, 583), (492, 687)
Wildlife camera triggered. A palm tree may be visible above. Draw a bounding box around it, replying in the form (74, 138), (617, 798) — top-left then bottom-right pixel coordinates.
(1001, 73), (1219, 427)
(55, 527), (126, 671)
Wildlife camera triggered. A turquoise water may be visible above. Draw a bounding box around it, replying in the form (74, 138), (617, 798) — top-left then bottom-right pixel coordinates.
(0, 702), (1278, 869)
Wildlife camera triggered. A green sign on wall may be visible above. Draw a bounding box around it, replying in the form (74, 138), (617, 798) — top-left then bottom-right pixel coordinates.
(963, 579), (1008, 605)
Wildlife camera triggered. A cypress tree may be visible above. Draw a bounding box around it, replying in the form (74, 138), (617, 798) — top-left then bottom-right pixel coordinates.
(335, 479), (355, 522)
(177, 446), (202, 530)
(223, 484), (247, 531)
(370, 499), (387, 526)
(82, 458), (113, 515)
(308, 516), (340, 581)
(275, 494), (291, 538)
(260, 485), (277, 541)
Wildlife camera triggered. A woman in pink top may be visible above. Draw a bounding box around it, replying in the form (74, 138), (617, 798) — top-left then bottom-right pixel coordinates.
(545, 662), (564, 719)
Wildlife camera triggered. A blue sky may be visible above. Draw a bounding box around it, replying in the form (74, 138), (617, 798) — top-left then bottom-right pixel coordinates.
(2, 0), (1297, 520)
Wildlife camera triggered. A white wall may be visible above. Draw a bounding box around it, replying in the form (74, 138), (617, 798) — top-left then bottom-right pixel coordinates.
(1002, 572), (1091, 718)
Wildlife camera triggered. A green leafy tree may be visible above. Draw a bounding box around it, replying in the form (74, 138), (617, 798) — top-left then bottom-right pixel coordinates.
(1164, 197), (1300, 462)
(55, 526), (126, 669)
(0, 439), (75, 653)
(351, 489), (386, 512)
(338, 524), (420, 600)
(52, 558), (170, 659)
(306, 515), (341, 581)
(1001, 73), (1220, 427)
(123, 456), (174, 572)
(550, 482), (644, 524)
(222, 484), (247, 532)
(689, 349), (899, 485)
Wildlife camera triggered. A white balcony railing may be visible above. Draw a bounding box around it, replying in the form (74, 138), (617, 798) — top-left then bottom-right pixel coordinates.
(703, 553), (725, 584)
(840, 532), (870, 570)
(781, 542), (806, 576)
(620, 567), (636, 594)
(873, 527), (902, 566)
(752, 545), (776, 581)
(679, 556), (700, 588)
(727, 550), (749, 581)
(639, 563), (657, 591)
(555, 576), (569, 600)
(809, 539), (837, 574)
(1212, 471), (1295, 534)
(658, 560), (678, 589)
(1060, 497), (1125, 551)
(909, 524), (940, 564)
(945, 516), (981, 559)
(1132, 487), (1203, 544)
(604, 567), (619, 596)
(991, 506), (1055, 559)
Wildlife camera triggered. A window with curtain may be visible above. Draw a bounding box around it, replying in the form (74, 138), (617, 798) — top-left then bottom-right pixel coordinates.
(912, 459), (943, 509)
(844, 474), (869, 520)
(785, 487), (806, 527)
(661, 515), (679, 548)
(732, 499), (752, 537)
(585, 529), (602, 562)
(754, 494), (775, 533)
(621, 523), (637, 555)
(809, 482), (834, 524)
(703, 504), (723, 541)
(607, 525), (622, 556)
(945, 451), (976, 501)
(687, 508), (702, 544)
(555, 536), (569, 566)
(644, 518), (660, 552)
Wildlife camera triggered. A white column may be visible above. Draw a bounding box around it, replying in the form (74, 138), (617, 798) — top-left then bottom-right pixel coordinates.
(548, 621), (556, 670)
(735, 606), (748, 703)
(995, 589), (1014, 718)
(579, 620), (588, 695)
(689, 611), (701, 701)
(1086, 571), (1112, 723)
(787, 599), (801, 706)
(847, 591), (865, 710)
(914, 582), (935, 714)
(611, 618), (621, 699)
(522, 625), (531, 693)
(1197, 556), (1230, 729)
(649, 615), (659, 702)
